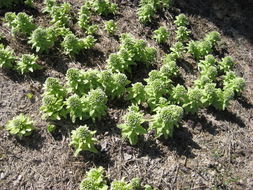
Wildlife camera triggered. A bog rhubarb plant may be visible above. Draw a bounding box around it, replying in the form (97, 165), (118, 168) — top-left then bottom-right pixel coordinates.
(15, 54), (41, 74)
(153, 26), (169, 44)
(127, 82), (147, 105)
(90, 0), (118, 16)
(105, 20), (117, 35)
(0, 44), (16, 68)
(28, 27), (56, 53)
(218, 56), (235, 72)
(65, 95), (86, 123)
(150, 105), (184, 139)
(5, 114), (35, 138)
(183, 87), (204, 114)
(69, 125), (98, 156)
(4, 12), (36, 37)
(117, 105), (146, 145)
(176, 26), (191, 42)
(174, 14), (188, 27)
(80, 167), (108, 190)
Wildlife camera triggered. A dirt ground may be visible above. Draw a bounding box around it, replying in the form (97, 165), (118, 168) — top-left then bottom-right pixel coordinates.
(1, 0), (253, 189)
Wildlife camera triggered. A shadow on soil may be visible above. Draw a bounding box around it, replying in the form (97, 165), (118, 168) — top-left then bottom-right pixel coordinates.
(175, 0), (253, 44)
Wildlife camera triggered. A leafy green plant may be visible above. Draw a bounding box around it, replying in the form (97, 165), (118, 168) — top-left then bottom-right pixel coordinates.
(223, 71), (245, 95)
(212, 88), (234, 110)
(105, 20), (117, 35)
(65, 95), (86, 123)
(159, 61), (179, 78)
(170, 42), (185, 59)
(150, 105), (184, 139)
(175, 26), (191, 42)
(0, 44), (16, 68)
(15, 54), (41, 74)
(24, 0), (34, 7)
(187, 40), (212, 60)
(5, 114), (35, 138)
(40, 77), (67, 120)
(28, 27), (56, 53)
(69, 125), (98, 156)
(47, 124), (56, 133)
(174, 13), (188, 27)
(61, 34), (82, 55)
(127, 82), (147, 105)
(153, 26), (169, 44)
(83, 88), (108, 122)
(117, 105), (146, 145)
(111, 179), (133, 190)
(43, 0), (56, 13)
(66, 68), (100, 96)
(78, 4), (91, 30)
(183, 87), (204, 114)
(169, 84), (188, 105)
(4, 12), (36, 36)
(162, 53), (177, 63)
(80, 167), (108, 190)
(218, 56), (235, 72)
(81, 35), (96, 49)
(48, 2), (71, 26)
(90, 0), (118, 16)
(204, 31), (221, 46)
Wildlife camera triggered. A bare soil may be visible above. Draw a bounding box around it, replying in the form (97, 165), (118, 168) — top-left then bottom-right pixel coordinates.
(1, 0), (253, 189)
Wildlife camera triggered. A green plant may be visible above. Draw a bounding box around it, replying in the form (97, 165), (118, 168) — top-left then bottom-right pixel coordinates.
(212, 88), (234, 110)
(223, 71), (245, 95)
(187, 40), (212, 60)
(42, 77), (67, 98)
(15, 54), (41, 74)
(153, 26), (169, 44)
(5, 114), (35, 138)
(90, 0), (118, 16)
(175, 26), (191, 42)
(169, 84), (188, 105)
(218, 56), (235, 72)
(28, 27), (55, 53)
(65, 95), (86, 123)
(174, 14), (188, 27)
(150, 105), (184, 139)
(61, 34), (82, 55)
(0, 44), (16, 68)
(170, 42), (185, 59)
(83, 88), (108, 122)
(159, 61), (179, 78)
(127, 82), (147, 105)
(81, 35), (96, 49)
(24, 0), (34, 7)
(204, 31), (221, 46)
(69, 125), (98, 156)
(111, 179), (133, 190)
(43, 0), (56, 13)
(105, 20), (117, 35)
(78, 4), (91, 30)
(4, 12), (36, 37)
(183, 87), (204, 114)
(48, 2), (71, 26)
(80, 167), (108, 190)
(47, 124), (56, 133)
(162, 53), (177, 63)
(117, 105), (146, 145)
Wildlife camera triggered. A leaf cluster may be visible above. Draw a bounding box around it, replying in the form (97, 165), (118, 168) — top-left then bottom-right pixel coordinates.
(5, 114), (36, 138)
(69, 125), (98, 156)
(153, 26), (169, 44)
(90, 0), (118, 16)
(15, 54), (41, 74)
(117, 105), (146, 145)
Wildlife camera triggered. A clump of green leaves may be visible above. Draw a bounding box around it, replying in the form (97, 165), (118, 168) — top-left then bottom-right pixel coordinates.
(170, 42), (185, 59)
(107, 33), (156, 73)
(104, 20), (117, 35)
(153, 26), (169, 44)
(5, 114), (35, 138)
(137, 0), (172, 23)
(40, 77), (67, 120)
(4, 12), (36, 37)
(223, 71), (245, 95)
(111, 179), (133, 190)
(80, 167), (108, 190)
(47, 124), (56, 133)
(159, 61), (179, 79)
(15, 54), (41, 74)
(90, 0), (118, 16)
(28, 27), (56, 53)
(61, 34), (82, 55)
(150, 105), (184, 139)
(176, 26), (191, 42)
(169, 84), (188, 105)
(118, 105), (146, 145)
(65, 95), (86, 123)
(69, 125), (98, 156)
(82, 88), (108, 122)
(0, 44), (16, 68)
(174, 14), (188, 27)
(46, 2), (71, 26)
(183, 87), (204, 114)
(187, 31), (221, 60)
(127, 82), (147, 105)
(218, 56), (235, 73)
